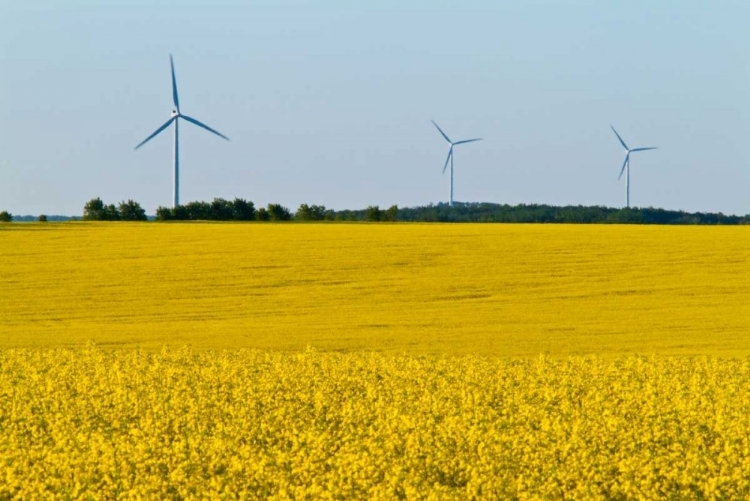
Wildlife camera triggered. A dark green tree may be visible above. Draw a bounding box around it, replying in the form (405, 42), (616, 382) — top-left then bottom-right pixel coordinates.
(184, 201), (211, 220)
(38, 214), (48, 222)
(267, 203), (292, 221)
(365, 205), (382, 222)
(155, 206), (174, 221)
(0, 211), (12, 222)
(83, 198), (106, 221)
(256, 207), (270, 221)
(231, 198), (255, 221)
(118, 200), (147, 221)
(210, 198), (233, 220)
(383, 205), (399, 222)
(103, 204), (121, 221)
(295, 204), (327, 221)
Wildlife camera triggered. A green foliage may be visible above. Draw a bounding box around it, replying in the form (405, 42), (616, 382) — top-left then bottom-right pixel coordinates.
(118, 200), (147, 221)
(209, 198), (233, 221)
(383, 205), (399, 222)
(392, 203), (750, 225)
(82, 198), (124, 221)
(151, 199), (750, 225)
(103, 204), (121, 221)
(364, 206), (382, 222)
(295, 204), (327, 221)
(231, 198), (255, 221)
(184, 201), (212, 220)
(267, 204), (292, 221)
(38, 215), (48, 222)
(82, 198), (147, 222)
(255, 207), (270, 221)
(83, 198), (105, 221)
(156, 198), (256, 222)
(155, 207), (173, 221)
(0, 211), (12, 222)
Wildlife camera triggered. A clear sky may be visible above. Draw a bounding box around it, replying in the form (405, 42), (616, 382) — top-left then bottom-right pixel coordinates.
(1, 1), (748, 216)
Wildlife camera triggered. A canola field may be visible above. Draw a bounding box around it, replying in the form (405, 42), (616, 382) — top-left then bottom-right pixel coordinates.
(1, 222), (749, 356)
(2, 222), (750, 499)
(3, 347), (750, 499)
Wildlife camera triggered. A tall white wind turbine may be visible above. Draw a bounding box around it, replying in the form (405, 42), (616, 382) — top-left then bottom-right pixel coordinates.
(611, 126), (657, 208)
(135, 55), (229, 208)
(432, 121), (482, 207)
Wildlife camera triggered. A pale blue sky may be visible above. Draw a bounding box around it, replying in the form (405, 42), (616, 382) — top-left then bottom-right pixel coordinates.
(1, 1), (748, 215)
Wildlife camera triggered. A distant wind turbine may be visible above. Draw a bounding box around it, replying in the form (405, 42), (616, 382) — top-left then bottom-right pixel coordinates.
(432, 121), (482, 207)
(135, 55), (229, 208)
(611, 126), (657, 209)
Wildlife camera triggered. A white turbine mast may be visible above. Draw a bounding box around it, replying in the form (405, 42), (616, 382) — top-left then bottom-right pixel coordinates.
(611, 126), (657, 209)
(135, 55), (229, 208)
(431, 120), (482, 207)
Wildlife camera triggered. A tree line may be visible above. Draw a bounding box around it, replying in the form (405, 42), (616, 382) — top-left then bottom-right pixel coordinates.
(82, 198), (148, 221)
(393, 202), (750, 225)
(154, 199), (399, 222)
(2, 199), (749, 225)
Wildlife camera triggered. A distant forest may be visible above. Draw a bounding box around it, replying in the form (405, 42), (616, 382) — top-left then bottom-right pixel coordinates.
(4, 200), (750, 225)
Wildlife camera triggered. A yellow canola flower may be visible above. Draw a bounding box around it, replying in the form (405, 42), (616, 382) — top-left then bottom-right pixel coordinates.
(1, 348), (750, 499)
(0, 222), (749, 357)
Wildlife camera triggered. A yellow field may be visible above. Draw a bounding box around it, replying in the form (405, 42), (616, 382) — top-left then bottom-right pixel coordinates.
(3, 347), (750, 499)
(1, 222), (749, 356)
(2, 222), (750, 498)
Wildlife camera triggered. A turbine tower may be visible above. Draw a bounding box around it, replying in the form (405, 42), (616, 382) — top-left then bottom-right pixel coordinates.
(135, 55), (229, 208)
(432, 120), (482, 207)
(611, 126), (657, 209)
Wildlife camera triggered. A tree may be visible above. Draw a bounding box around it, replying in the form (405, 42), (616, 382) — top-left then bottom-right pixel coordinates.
(173, 205), (189, 220)
(365, 205), (382, 222)
(155, 206), (174, 221)
(184, 201), (211, 220)
(256, 207), (270, 221)
(383, 205), (399, 222)
(103, 204), (121, 221)
(118, 200), (147, 221)
(267, 203), (292, 221)
(231, 198), (255, 221)
(83, 198), (106, 221)
(0, 211), (12, 222)
(38, 214), (48, 222)
(210, 198), (233, 220)
(295, 204), (327, 221)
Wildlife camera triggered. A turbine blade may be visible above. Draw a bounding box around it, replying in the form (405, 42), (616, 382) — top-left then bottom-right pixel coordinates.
(181, 115), (230, 141)
(432, 120), (452, 144)
(170, 54), (180, 112)
(442, 147), (453, 174)
(134, 117), (176, 150)
(453, 138), (482, 145)
(617, 153), (629, 181)
(630, 147), (658, 152)
(611, 126), (629, 151)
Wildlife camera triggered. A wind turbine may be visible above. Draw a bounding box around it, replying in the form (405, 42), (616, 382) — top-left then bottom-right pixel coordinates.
(432, 120), (482, 207)
(135, 55), (229, 208)
(611, 126), (657, 208)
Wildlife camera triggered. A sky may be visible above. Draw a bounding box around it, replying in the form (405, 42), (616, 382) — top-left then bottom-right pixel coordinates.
(1, 1), (748, 216)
